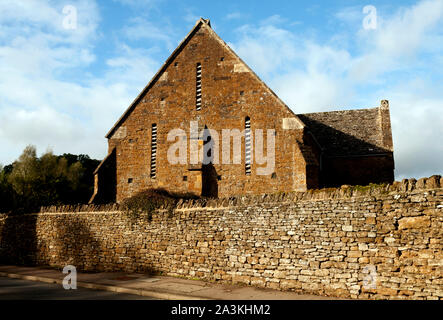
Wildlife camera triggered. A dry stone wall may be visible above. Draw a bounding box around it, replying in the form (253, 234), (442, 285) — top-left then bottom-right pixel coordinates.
(1, 176), (442, 300)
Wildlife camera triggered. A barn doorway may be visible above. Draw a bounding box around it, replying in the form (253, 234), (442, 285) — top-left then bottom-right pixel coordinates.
(201, 126), (218, 198)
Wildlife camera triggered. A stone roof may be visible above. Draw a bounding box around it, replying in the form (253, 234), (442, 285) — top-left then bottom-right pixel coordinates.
(298, 106), (392, 157)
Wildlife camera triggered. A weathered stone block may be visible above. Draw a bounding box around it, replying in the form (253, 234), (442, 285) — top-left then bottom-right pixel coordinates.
(376, 287), (398, 296)
(250, 277), (266, 287)
(348, 251), (362, 258)
(232, 275), (251, 285)
(280, 279), (301, 290)
(398, 216), (431, 230)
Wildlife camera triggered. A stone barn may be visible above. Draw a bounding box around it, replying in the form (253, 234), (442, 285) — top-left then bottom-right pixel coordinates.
(90, 18), (394, 203)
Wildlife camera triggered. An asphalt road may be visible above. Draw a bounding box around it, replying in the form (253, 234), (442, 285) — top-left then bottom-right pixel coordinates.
(0, 276), (157, 300)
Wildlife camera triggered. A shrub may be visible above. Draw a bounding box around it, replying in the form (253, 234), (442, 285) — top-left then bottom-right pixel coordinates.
(120, 188), (199, 221)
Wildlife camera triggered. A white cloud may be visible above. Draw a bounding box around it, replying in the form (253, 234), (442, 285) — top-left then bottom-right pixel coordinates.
(332, 1), (443, 83)
(183, 9), (201, 24)
(0, 106), (80, 145)
(270, 71), (352, 114)
(374, 0), (443, 56)
(121, 17), (175, 50)
(230, 1), (443, 179)
(112, 0), (159, 7)
(0, 0), (441, 182)
(230, 23), (300, 76)
(0, 0), (99, 79)
(0, 0), (100, 46)
(390, 93), (443, 179)
(226, 12), (243, 20)
(347, 0), (443, 82)
(335, 6), (362, 25)
(0, 0), (160, 165)
(230, 22), (353, 113)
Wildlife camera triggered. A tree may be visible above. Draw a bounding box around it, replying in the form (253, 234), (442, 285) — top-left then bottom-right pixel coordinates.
(7, 146), (40, 212)
(57, 153), (99, 203)
(0, 164), (16, 213)
(2, 145), (100, 213)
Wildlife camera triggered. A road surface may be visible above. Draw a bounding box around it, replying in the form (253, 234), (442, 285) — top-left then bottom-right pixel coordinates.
(0, 276), (157, 300)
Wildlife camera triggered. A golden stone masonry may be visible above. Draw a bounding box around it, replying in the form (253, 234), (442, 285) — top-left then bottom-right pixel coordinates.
(89, 18), (394, 203)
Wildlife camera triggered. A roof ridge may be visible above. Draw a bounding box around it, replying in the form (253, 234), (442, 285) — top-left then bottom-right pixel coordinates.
(298, 106), (379, 116)
(199, 18), (211, 26)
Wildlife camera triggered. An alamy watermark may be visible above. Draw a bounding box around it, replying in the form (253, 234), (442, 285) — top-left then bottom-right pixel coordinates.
(166, 121), (275, 176)
(362, 264), (377, 290)
(363, 5), (377, 30)
(62, 265), (77, 289)
(62, 5), (77, 30)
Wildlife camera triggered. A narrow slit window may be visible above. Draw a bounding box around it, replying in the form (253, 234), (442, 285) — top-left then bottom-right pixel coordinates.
(245, 116), (251, 175)
(150, 123), (157, 179)
(196, 63), (202, 111)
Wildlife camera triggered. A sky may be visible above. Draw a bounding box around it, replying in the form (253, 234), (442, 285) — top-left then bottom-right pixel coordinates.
(0, 0), (442, 180)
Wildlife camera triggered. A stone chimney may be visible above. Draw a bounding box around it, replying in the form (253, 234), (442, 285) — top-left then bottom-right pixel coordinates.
(379, 100), (394, 152)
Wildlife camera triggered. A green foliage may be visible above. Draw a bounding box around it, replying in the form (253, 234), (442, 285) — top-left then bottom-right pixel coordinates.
(0, 145), (100, 214)
(121, 188), (199, 221)
(55, 153), (100, 204)
(347, 182), (389, 194)
(0, 164), (15, 213)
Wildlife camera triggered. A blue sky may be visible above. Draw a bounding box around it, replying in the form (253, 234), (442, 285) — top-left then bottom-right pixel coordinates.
(0, 0), (442, 180)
